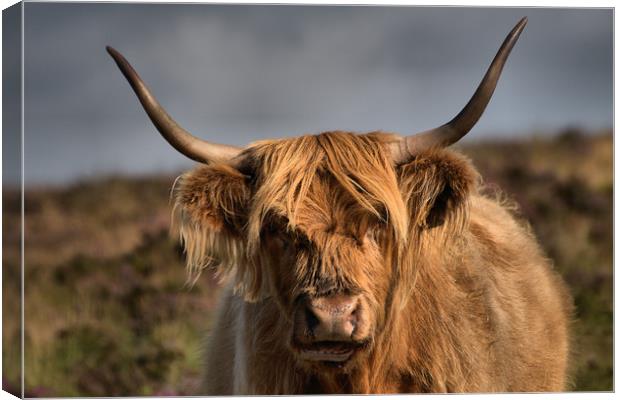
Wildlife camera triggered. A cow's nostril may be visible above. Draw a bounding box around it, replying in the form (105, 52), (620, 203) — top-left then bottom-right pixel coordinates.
(305, 304), (320, 334)
(348, 304), (360, 326)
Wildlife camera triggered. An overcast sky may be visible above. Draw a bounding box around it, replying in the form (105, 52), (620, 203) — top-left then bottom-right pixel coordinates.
(6, 4), (614, 185)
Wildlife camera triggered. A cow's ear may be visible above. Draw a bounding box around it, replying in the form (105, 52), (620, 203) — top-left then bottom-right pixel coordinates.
(398, 150), (478, 229)
(172, 164), (250, 284)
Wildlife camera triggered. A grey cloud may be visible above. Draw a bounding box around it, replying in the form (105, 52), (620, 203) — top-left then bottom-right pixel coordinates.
(17, 4), (612, 185)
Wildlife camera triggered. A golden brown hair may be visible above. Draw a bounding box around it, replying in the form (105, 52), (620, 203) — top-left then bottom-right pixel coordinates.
(174, 131), (570, 393)
(174, 131), (416, 299)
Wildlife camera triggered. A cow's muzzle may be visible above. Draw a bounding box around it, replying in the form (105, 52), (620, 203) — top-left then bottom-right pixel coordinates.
(292, 293), (370, 363)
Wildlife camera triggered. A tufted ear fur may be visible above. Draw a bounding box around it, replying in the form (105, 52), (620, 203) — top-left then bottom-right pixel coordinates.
(172, 163), (250, 287)
(398, 149), (479, 231)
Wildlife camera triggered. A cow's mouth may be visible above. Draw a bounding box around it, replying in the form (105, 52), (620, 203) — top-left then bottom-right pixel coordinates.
(293, 341), (366, 364)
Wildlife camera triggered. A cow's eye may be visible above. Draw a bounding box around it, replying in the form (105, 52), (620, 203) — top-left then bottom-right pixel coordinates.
(292, 231), (312, 251)
(278, 235), (293, 251)
(271, 229), (304, 252)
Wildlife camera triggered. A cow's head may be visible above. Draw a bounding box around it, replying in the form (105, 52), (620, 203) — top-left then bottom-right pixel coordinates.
(108, 18), (526, 372)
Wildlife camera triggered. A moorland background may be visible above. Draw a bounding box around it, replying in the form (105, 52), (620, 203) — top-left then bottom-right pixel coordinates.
(2, 129), (612, 396)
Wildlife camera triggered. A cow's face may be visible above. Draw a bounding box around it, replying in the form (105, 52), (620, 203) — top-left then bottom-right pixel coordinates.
(173, 131), (477, 372)
(249, 134), (406, 369)
(256, 161), (396, 370)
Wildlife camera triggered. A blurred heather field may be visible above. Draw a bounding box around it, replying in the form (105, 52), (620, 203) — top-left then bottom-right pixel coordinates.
(2, 129), (612, 396)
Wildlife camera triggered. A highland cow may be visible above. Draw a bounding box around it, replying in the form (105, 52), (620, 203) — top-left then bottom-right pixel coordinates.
(108, 17), (571, 394)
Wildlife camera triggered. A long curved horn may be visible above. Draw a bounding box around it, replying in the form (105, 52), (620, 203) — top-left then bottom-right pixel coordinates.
(106, 46), (242, 164)
(391, 17), (527, 164)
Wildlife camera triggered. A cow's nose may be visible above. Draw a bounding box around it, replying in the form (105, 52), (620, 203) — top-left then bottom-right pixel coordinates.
(305, 294), (360, 341)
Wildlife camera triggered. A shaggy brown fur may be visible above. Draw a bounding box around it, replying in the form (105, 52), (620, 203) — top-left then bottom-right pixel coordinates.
(172, 131), (571, 394)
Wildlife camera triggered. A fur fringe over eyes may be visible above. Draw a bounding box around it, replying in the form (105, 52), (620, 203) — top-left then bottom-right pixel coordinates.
(246, 132), (409, 250)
